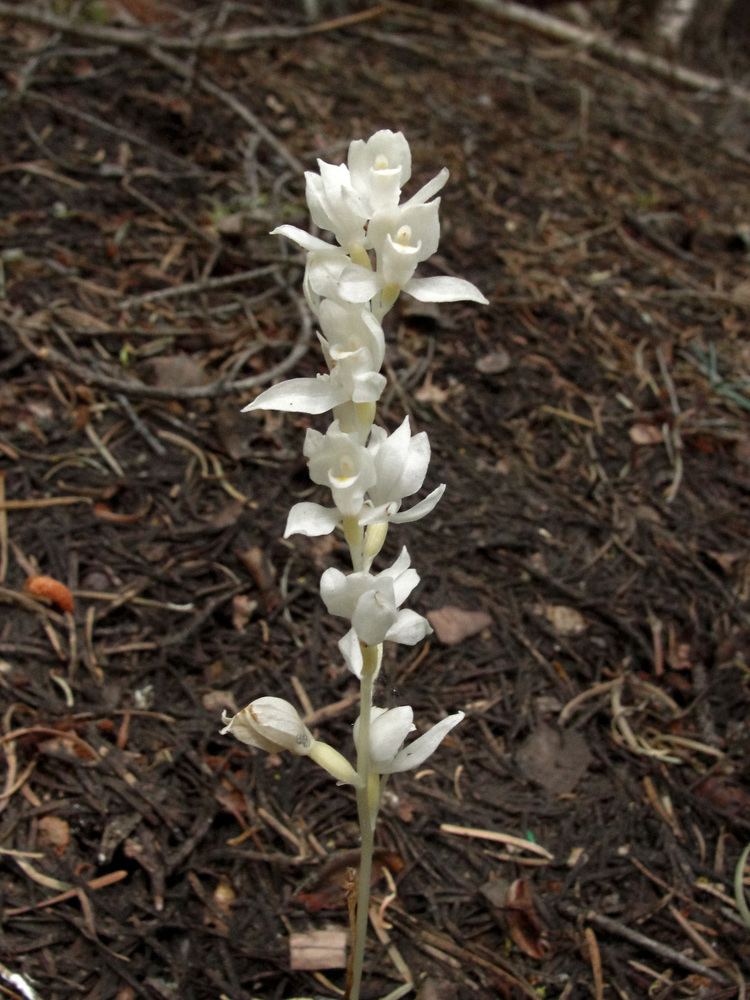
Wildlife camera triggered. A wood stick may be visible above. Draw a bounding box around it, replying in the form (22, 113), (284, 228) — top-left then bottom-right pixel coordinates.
(464, 0), (750, 105)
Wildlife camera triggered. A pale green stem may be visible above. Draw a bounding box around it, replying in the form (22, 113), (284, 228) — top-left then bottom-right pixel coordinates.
(349, 643), (380, 1000)
(342, 515), (364, 571)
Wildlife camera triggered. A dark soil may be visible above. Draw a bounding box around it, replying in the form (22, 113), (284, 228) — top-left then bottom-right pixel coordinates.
(1, 2), (749, 999)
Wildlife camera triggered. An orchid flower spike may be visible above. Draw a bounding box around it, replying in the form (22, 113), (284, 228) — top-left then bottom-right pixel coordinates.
(354, 706), (465, 774)
(221, 697), (358, 785)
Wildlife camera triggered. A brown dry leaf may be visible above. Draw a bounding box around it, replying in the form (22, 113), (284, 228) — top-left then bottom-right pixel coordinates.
(504, 879), (549, 959)
(236, 546), (280, 612)
(24, 575), (74, 613)
(214, 405), (250, 460)
(415, 377), (450, 404)
(516, 723), (591, 795)
(202, 690), (237, 716)
(427, 605), (492, 644)
(476, 348), (511, 375)
(207, 499), (244, 530)
(731, 278), (750, 306)
(37, 815), (71, 856)
(540, 603), (587, 636)
(295, 849), (404, 913)
(693, 775), (750, 820)
(146, 354), (206, 390)
(417, 979), (460, 1000)
(231, 594), (257, 631)
(629, 422), (663, 445)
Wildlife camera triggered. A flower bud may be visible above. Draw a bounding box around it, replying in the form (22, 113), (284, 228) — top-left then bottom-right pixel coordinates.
(221, 697), (312, 755)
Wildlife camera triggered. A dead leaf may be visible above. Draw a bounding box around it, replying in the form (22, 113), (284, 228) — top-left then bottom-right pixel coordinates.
(476, 348), (511, 375)
(629, 423), (663, 445)
(37, 816), (71, 856)
(516, 723), (591, 795)
(146, 354), (206, 390)
(231, 594), (257, 631)
(236, 546), (279, 612)
(214, 405), (250, 460)
(481, 876), (549, 959)
(539, 604), (587, 636)
(295, 849), (404, 913)
(415, 377), (450, 404)
(427, 605), (492, 644)
(202, 690), (237, 716)
(731, 278), (750, 306)
(24, 575), (74, 613)
(693, 775), (750, 820)
(416, 978), (459, 1000)
(505, 879), (549, 959)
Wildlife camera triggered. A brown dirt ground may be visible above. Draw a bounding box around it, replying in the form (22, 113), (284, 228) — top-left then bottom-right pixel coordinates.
(1, 2), (749, 999)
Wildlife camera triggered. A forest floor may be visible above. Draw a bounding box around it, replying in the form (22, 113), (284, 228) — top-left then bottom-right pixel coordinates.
(1, 2), (749, 998)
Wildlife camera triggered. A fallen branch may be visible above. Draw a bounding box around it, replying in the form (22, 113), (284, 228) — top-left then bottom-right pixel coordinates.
(465, 0), (750, 105)
(0, 2), (387, 51)
(559, 903), (731, 985)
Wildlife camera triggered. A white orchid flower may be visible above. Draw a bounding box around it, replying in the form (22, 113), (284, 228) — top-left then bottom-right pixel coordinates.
(347, 129), (411, 214)
(334, 201), (487, 307)
(305, 160), (369, 252)
(321, 547), (432, 661)
(358, 416), (445, 526)
(242, 305), (386, 419)
(304, 421), (376, 517)
(317, 301), (386, 405)
(221, 696), (358, 784)
(354, 706), (465, 774)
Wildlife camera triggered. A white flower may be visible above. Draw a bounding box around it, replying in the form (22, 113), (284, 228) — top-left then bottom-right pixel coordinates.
(359, 416), (445, 526)
(305, 160), (369, 251)
(348, 129), (411, 214)
(354, 705), (464, 774)
(318, 301), (386, 404)
(304, 420), (375, 517)
(221, 696), (313, 755)
(221, 696), (358, 784)
(334, 199), (488, 307)
(321, 547), (432, 652)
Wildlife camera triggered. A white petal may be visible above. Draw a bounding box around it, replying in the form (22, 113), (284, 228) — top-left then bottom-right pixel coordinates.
(338, 265), (380, 303)
(392, 568), (420, 608)
(369, 706), (415, 766)
(385, 608), (432, 645)
(395, 432), (431, 499)
(250, 696), (313, 755)
(370, 417), (412, 503)
(390, 484), (445, 523)
(270, 224), (331, 252)
(352, 587), (398, 646)
(404, 276), (489, 304)
(339, 628), (363, 678)
(353, 705), (389, 750)
(351, 371), (387, 404)
(358, 501), (394, 526)
(220, 707), (278, 752)
(284, 502), (340, 538)
(242, 377), (348, 414)
(380, 546), (411, 579)
(402, 167), (449, 208)
(320, 566), (352, 617)
(382, 712), (464, 773)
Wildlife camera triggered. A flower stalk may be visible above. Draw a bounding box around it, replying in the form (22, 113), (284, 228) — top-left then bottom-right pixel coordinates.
(219, 131), (486, 998)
